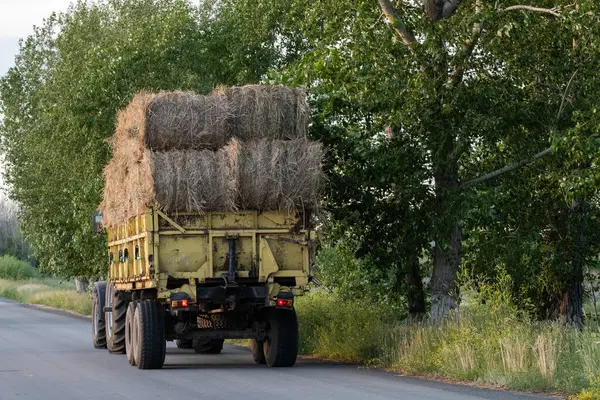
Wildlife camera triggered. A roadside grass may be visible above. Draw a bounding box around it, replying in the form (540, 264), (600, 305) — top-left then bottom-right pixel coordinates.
(297, 290), (600, 395)
(0, 278), (92, 316)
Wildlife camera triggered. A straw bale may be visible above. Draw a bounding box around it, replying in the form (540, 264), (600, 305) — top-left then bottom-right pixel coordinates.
(213, 85), (309, 141)
(115, 91), (230, 152)
(237, 139), (323, 211)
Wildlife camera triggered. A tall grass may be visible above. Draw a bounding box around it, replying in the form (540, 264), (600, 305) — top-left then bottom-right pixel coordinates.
(0, 255), (38, 280)
(296, 286), (600, 394)
(0, 279), (92, 316)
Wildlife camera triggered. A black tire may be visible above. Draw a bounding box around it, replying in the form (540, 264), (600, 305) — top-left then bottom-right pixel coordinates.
(250, 339), (266, 364)
(106, 285), (128, 354)
(125, 302), (138, 366)
(175, 339), (193, 349)
(193, 338), (224, 354)
(263, 309), (298, 367)
(92, 287), (106, 349)
(133, 300), (166, 369)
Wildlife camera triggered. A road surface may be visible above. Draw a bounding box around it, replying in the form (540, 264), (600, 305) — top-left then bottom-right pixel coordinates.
(0, 298), (555, 400)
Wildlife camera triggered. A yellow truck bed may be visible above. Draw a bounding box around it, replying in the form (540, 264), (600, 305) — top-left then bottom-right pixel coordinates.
(106, 208), (313, 301)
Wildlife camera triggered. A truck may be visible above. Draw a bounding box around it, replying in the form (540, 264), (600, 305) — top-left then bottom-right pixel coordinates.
(91, 207), (313, 369)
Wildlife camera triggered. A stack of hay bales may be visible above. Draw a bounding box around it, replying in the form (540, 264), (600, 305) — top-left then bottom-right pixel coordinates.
(99, 86), (323, 227)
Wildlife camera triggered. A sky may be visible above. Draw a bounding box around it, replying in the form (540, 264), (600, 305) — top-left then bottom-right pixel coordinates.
(0, 0), (73, 76)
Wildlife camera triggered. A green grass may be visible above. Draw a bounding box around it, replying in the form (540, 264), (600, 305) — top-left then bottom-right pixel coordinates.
(0, 278), (92, 316)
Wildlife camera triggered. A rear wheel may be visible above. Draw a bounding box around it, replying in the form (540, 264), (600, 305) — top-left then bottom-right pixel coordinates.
(193, 338), (224, 354)
(133, 300), (166, 369)
(263, 309), (298, 367)
(92, 287), (106, 349)
(250, 339), (266, 364)
(125, 301), (138, 366)
(105, 284), (127, 354)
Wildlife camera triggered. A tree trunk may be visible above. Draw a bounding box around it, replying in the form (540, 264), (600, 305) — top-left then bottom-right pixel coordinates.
(561, 197), (587, 329)
(75, 278), (89, 293)
(430, 222), (462, 323)
(560, 281), (583, 328)
(406, 256), (426, 318)
(429, 163), (462, 324)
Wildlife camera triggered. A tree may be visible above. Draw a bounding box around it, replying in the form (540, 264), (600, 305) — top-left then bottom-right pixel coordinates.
(262, 0), (600, 323)
(0, 0), (282, 279)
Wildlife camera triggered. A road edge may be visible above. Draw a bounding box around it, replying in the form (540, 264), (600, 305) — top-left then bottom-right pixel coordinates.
(18, 301), (92, 321)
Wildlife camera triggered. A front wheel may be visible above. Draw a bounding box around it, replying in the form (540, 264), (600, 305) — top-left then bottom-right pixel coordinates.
(105, 284), (127, 354)
(263, 309), (298, 367)
(92, 286), (106, 349)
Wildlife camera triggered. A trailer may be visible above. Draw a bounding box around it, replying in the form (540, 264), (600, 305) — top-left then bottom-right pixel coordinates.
(91, 207), (313, 369)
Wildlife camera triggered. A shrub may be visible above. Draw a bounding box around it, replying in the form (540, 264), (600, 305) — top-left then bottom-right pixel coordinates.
(0, 255), (38, 280)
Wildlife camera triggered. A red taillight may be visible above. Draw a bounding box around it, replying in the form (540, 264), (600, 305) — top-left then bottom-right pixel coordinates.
(276, 298), (293, 307)
(171, 300), (190, 308)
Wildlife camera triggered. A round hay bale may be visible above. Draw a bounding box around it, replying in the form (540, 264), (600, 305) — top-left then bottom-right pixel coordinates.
(212, 85), (309, 141)
(115, 91), (231, 152)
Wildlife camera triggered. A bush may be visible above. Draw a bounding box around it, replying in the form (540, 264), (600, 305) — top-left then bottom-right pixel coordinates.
(0, 255), (38, 280)
(570, 377), (600, 400)
(295, 291), (389, 363)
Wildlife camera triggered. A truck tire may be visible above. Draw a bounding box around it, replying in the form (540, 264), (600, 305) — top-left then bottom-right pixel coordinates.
(175, 339), (193, 349)
(263, 309), (298, 367)
(193, 338), (224, 354)
(105, 284), (127, 354)
(92, 285), (106, 349)
(133, 300), (166, 369)
(250, 339), (266, 364)
(125, 301), (138, 366)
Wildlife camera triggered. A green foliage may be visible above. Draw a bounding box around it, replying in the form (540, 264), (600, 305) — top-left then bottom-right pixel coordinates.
(0, 255), (39, 280)
(571, 377), (600, 400)
(0, 0), (281, 279)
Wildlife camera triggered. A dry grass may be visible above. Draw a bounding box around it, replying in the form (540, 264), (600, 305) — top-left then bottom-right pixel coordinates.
(0, 278), (92, 316)
(500, 335), (529, 373)
(213, 85), (309, 141)
(535, 332), (559, 385)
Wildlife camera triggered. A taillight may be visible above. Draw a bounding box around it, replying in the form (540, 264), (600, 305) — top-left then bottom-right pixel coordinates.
(171, 299), (189, 308)
(276, 298), (293, 307)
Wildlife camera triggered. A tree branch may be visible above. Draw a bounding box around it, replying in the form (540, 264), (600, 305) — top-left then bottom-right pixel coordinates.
(502, 5), (561, 17)
(442, 0), (463, 18)
(462, 147), (553, 188)
(378, 0), (417, 47)
(449, 0), (483, 87)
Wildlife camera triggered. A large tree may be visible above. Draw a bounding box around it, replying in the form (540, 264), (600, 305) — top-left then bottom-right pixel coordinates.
(262, 0), (600, 323)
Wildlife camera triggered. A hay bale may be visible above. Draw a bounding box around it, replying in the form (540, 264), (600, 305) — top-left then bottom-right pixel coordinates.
(115, 91), (230, 152)
(99, 147), (239, 227)
(213, 85), (309, 141)
(237, 139), (323, 211)
(152, 149), (238, 213)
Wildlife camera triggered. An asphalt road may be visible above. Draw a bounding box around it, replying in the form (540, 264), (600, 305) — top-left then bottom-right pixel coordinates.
(0, 298), (557, 400)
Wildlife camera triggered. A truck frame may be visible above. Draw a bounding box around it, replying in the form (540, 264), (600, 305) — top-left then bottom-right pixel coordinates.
(91, 207), (313, 369)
